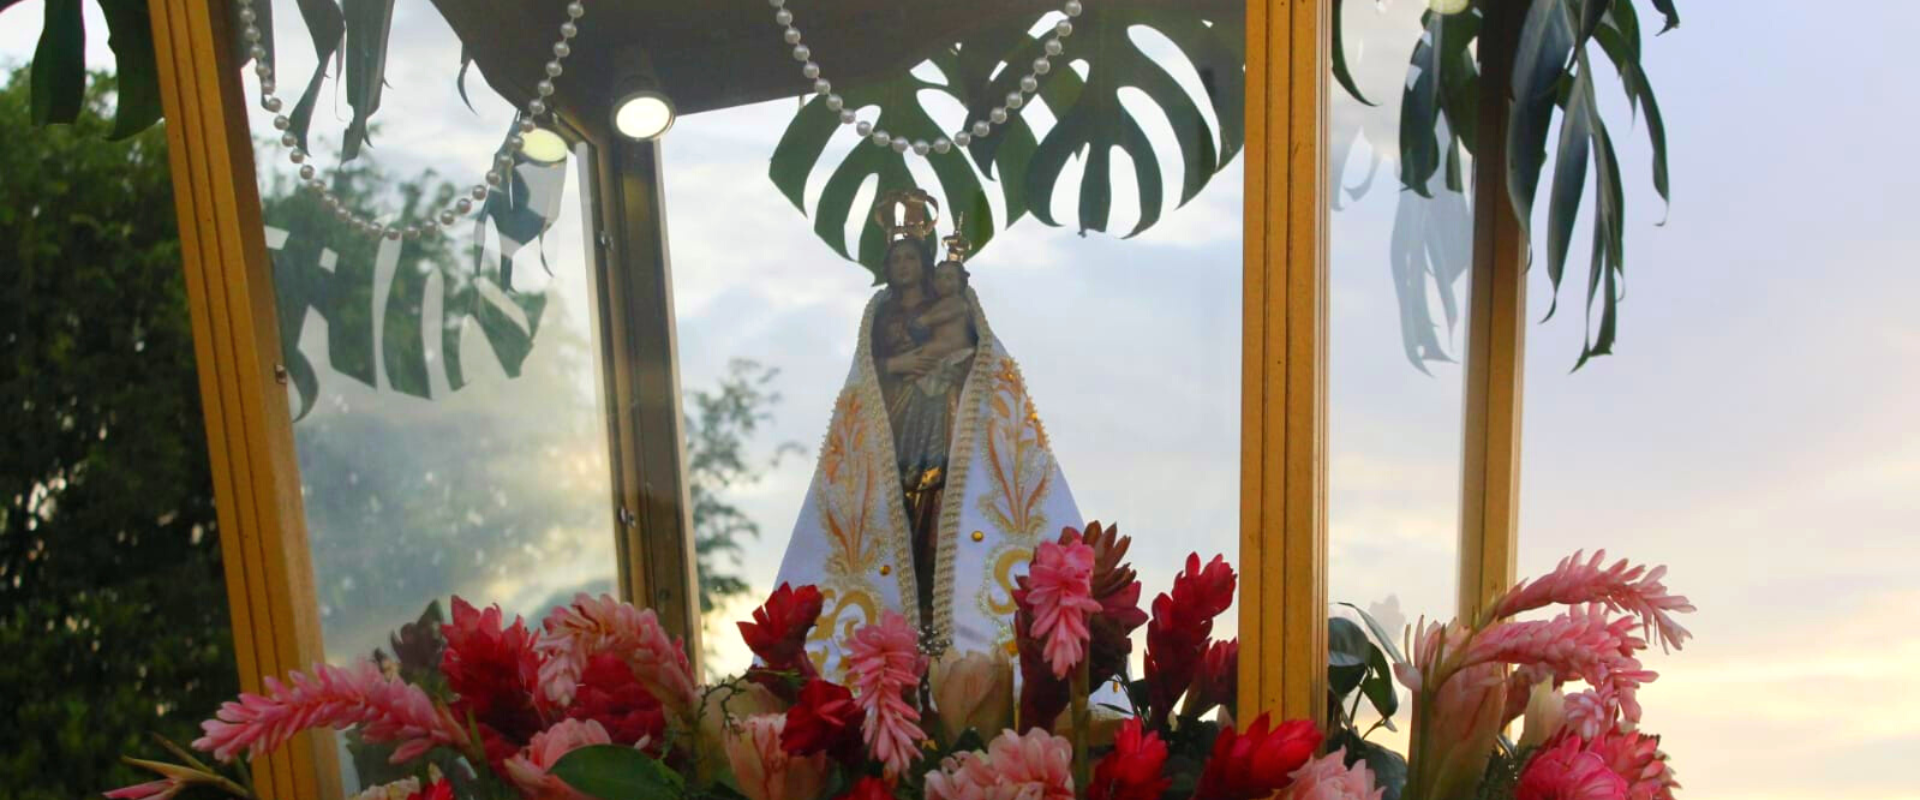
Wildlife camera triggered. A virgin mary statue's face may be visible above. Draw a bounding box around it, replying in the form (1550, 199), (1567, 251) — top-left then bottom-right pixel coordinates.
(885, 242), (925, 288)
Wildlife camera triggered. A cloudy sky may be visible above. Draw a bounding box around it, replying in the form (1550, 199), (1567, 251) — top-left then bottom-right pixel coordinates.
(6, 1), (1916, 797)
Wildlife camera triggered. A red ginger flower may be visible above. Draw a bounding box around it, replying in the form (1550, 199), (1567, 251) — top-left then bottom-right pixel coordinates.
(1145, 553), (1236, 730)
(1190, 713), (1320, 800)
(740, 583), (825, 683)
(1516, 736), (1630, 800)
(568, 652), (667, 749)
(193, 661), (468, 764)
(836, 777), (896, 800)
(441, 598), (545, 750)
(846, 611), (928, 779)
(1184, 638), (1238, 719)
(1026, 536), (1102, 678)
(782, 679), (866, 767)
(1585, 729), (1680, 800)
(1490, 550), (1694, 653)
(1088, 719), (1172, 800)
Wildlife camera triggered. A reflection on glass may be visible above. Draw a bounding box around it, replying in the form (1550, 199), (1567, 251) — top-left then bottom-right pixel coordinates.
(662, 5), (1246, 678)
(243, 1), (613, 787)
(1327, 0), (1477, 750)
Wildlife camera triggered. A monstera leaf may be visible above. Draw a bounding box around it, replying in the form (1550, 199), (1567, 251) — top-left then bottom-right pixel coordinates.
(768, 4), (1245, 275)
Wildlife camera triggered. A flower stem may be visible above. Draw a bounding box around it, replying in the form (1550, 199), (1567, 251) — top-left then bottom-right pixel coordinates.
(1071, 659), (1091, 798)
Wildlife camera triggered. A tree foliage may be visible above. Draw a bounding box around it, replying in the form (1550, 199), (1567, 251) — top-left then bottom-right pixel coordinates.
(685, 360), (803, 618)
(0, 68), (237, 800)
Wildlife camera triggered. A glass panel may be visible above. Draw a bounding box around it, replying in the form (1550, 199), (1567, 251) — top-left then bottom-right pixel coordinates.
(655, 6), (1246, 683)
(1327, 1), (1477, 751)
(242, 2), (613, 788)
(1518, 6), (1920, 797)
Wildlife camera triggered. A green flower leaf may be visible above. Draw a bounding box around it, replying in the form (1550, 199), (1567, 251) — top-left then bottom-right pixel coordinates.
(550, 744), (684, 800)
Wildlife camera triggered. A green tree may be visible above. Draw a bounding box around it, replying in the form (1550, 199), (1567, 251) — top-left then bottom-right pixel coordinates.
(0, 68), (236, 800)
(685, 360), (803, 618)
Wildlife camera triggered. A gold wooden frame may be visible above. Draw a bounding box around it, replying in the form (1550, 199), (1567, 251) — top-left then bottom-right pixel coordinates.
(151, 0), (1343, 795)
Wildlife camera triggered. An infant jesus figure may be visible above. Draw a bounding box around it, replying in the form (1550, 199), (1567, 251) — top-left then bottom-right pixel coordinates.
(906, 259), (977, 396)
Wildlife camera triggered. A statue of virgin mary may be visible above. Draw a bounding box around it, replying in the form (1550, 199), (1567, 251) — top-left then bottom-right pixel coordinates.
(774, 192), (1083, 675)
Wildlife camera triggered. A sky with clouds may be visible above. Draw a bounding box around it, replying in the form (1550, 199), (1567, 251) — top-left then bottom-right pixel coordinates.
(5, 1), (1917, 797)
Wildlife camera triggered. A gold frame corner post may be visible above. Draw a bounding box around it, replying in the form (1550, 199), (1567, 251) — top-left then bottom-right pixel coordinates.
(149, 0), (333, 796)
(1457, 0), (1528, 624)
(1239, 0), (1331, 727)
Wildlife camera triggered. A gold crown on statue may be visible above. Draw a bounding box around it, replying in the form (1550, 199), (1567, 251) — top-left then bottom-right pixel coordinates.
(872, 188), (941, 241)
(941, 213), (973, 264)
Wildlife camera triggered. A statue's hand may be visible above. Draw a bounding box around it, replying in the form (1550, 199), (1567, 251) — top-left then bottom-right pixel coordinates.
(888, 353), (935, 377)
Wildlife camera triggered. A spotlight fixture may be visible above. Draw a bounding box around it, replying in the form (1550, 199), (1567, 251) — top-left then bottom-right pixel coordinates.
(612, 91), (675, 141)
(520, 127), (570, 163)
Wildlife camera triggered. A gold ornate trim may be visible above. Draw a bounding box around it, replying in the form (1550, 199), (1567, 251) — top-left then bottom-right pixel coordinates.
(850, 291), (923, 631)
(929, 287), (999, 649)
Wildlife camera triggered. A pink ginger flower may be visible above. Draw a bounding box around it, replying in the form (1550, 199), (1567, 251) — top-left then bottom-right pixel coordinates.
(1026, 537), (1102, 679)
(1491, 550), (1694, 653)
(1283, 749), (1384, 800)
(1515, 737), (1629, 800)
(1562, 688), (1621, 741)
(724, 714), (831, 800)
(503, 718), (616, 800)
(845, 611), (929, 779)
(535, 594), (698, 720)
(924, 729), (1075, 800)
(1586, 729), (1681, 800)
(192, 661), (467, 764)
(1462, 604), (1658, 727)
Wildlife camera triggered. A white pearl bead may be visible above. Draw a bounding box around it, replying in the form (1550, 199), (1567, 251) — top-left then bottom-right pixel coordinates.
(1064, 0), (1083, 17)
(953, 132), (972, 147)
(1034, 58), (1052, 75)
(873, 131), (892, 147)
(911, 140), (930, 156)
(239, 8), (255, 22)
(244, 27), (261, 42)
(249, 44), (267, 60)
(792, 44), (810, 61)
(1046, 39), (1064, 56)
(814, 79), (831, 95)
(456, 198), (474, 213)
(255, 64), (272, 78)
(972, 121), (991, 138)
(989, 107), (1008, 124)
(891, 137), (910, 153)
(545, 60), (564, 77)
(385, 226), (402, 241)
(289, 150), (305, 163)
(485, 171), (503, 186)
(260, 77), (276, 94)
(537, 80), (555, 96)
(508, 134), (525, 149)
(496, 154), (516, 169)
(272, 115), (290, 130)
(553, 41), (571, 58)
(826, 94), (844, 111)
(519, 117), (537, 132)
(1020, 75), (1039, 93)
(784, 27), (803, 45)
(566, 2), (585, 18)
(840, 109), (858, 124)
(560, 22), (578, 38)
(1006, 92), (1023, 109)
(298, 165), (315, 180)
(775, 9), (792, 25)
(262, 97), (283, 113)
(856, 120), (873, 136)
(529, 99), (547, 115)
(306, 179), (325, 192)
(933, 138), (952, 154)
(803, 62), (821, 79)
(471, 186), (489, 200)
(440, 211), (457, 226)
(280, 133), (298, 147)
(1056, 21), (1073, 37)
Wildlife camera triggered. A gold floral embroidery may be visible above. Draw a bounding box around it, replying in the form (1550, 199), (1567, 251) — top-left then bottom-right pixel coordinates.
(807, 587), (878, 680)
(973, 358), (1054, 541)
(818, 390), (882, 581)
(982, 544), (1034, 617)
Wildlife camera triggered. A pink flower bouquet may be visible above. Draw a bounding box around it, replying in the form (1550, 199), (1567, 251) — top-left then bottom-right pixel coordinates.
(107, 524), (1693, 800)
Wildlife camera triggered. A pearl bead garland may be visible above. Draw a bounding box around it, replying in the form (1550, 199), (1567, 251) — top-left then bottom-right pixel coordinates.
(235, 0), (587, 239)
(767, 0), (1084, 160)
